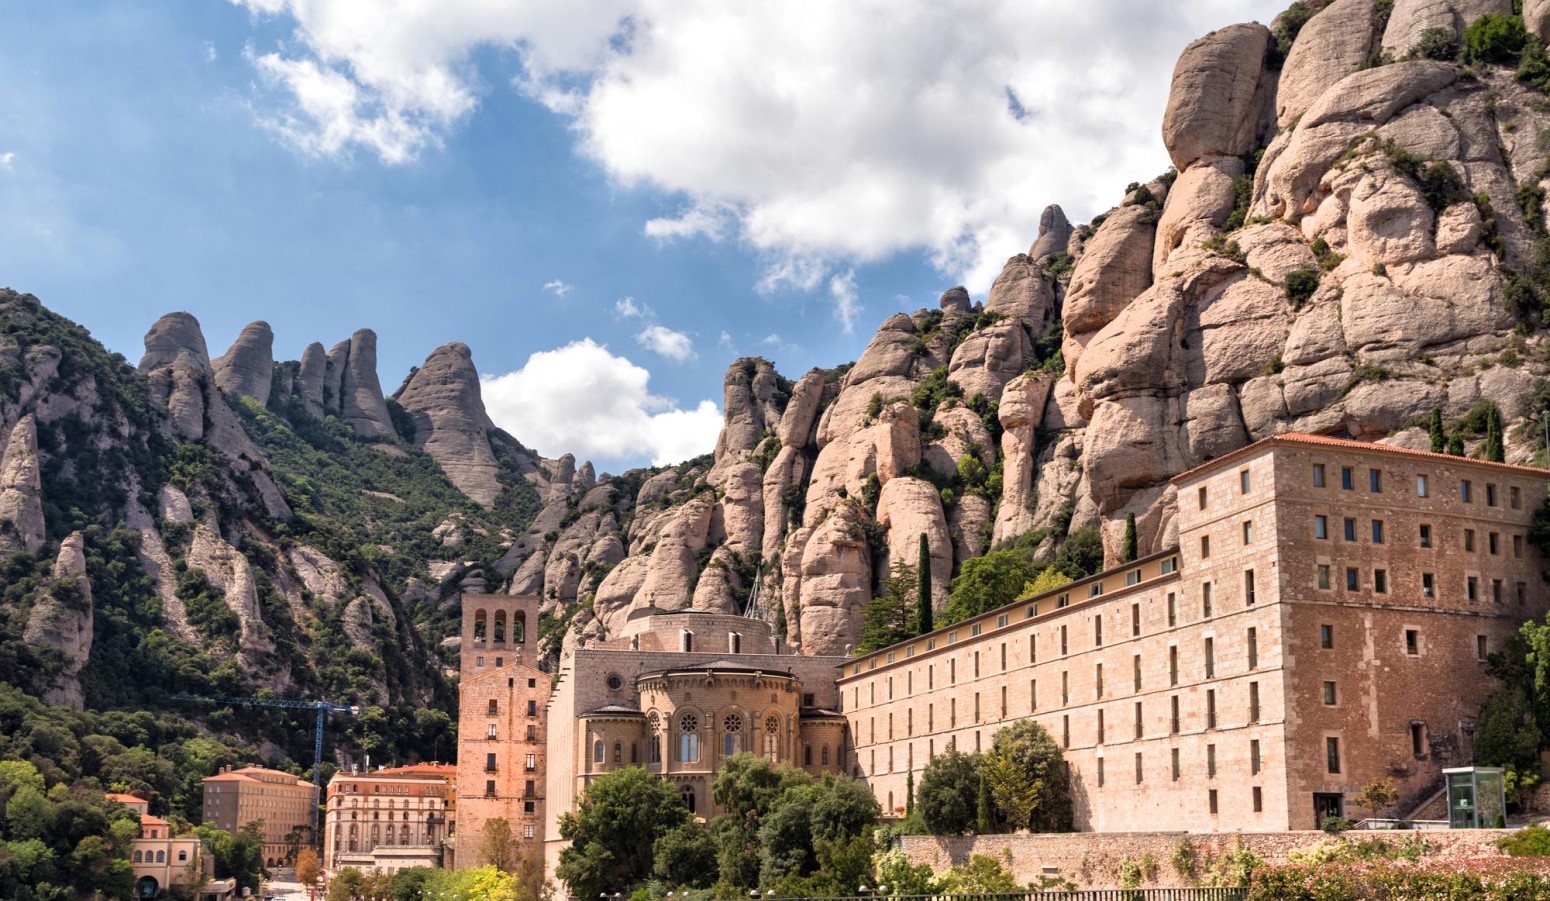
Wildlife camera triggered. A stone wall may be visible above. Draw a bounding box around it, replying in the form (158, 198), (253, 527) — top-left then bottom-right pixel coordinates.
(899, 830), (1513, 890)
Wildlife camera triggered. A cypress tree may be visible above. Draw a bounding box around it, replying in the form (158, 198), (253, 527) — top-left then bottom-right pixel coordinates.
(1429, 408), (1446, 453)
(1485, 404), (1506, 462)
(975, 772), (994, 834)
(917, 532), (933, 634)
(1122, 512), (1138, 563)
(906, 770), (915, 816)
(1448, 432), (1466, 456)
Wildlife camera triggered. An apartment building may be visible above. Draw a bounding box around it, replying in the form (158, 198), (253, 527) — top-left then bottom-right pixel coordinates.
(200, 766), (315, 867)
(838, 434), (1550, 831)
(322, 763), (456, 875)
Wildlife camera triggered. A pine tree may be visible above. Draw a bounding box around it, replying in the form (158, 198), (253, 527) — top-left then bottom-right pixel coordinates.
(917, 532), (933, 634)
(1485, 404), (1506, 462)
(1429, 408), (1446, 453)
(975, 772), (994, 834)
(1122, 512), (1138, 563)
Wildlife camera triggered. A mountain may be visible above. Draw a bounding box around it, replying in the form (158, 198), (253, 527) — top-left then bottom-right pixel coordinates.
(3, 0), (1550, 855)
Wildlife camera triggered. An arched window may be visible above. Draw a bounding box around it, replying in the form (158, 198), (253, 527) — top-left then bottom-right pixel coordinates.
(804, 745), (813, 766)
(822, 745), (830, 766)
(594, 740), (604, 763)
(178, 850), (187, 862)
(613, 741), (623, 763)
(156, 850), (165, 863)
(765, 716), (780, 760)
(386, 825), (396, 844)
(648, 713), (663, 765)
(683, 787), (697, 814)
(515, 611), (527, 643)
(680, 713), (700, 763)
(723, 713), (743, 757)
(494, 610), (507, 643)
(473, 609), (487, 640)
(133, 851), (143, 863)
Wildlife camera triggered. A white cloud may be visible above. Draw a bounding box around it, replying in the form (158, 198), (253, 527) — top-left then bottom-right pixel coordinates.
(543, 278), (573, 297)
(234, 0), (1285, 289)
(0, 153), (13, 171)
(718, 330), (734, 350)
(203, 41), (218, 62)
(829, 270), (860, 334)
(480, 338), (721, 466)
(615, 296), (647, 318)
(636, 324), (695, 361)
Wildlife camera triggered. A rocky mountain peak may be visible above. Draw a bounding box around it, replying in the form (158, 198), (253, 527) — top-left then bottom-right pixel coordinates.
(138, 311), (211, 373)
(213, 320), (275, 402)
(395, 340), (503, 506)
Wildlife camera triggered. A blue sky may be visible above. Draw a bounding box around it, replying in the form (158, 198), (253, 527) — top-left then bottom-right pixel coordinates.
(0, 0), (1281, 471)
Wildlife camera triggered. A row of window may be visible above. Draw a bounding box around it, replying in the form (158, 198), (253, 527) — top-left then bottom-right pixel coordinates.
(480, 779), (538, 799)
(1307, 516), (1525, 556)
(485, 697), (540, 716)
(469, 608), (528, 643)
(131, 849), (187, 864)
(1314, 562), (1526, 605)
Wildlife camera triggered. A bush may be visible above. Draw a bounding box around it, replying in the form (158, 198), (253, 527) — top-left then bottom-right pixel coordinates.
(1284, 269), (1320, 309)
(1501, 824), (1550, 857)
(1410, 25), (1461, 60)
(1463, 14), (1530, 67)
(1321, 815), (1355, 833)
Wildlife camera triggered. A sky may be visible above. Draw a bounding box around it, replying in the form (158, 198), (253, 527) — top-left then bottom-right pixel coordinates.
(0, 0), (1284, 472)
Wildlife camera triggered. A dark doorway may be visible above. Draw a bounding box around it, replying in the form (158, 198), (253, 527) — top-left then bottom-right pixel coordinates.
(1314, 792), (1345, 825)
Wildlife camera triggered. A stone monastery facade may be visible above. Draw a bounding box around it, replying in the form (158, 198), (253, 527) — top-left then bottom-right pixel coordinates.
(460, 433), (1550, 869)
(843, 434), (1550, 830)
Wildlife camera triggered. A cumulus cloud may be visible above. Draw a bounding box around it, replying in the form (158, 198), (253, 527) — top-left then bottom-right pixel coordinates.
(636, 324), (694, 361)
(543, 278), (573, 297)
(234, 0), (1283, 289)
(480, 338), (721, 466)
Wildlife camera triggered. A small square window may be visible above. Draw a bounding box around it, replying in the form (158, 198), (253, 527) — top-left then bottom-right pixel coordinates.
(1343, 518), (1356, 541)
(1313, 464), (1326, 487)
(1317, 564), (1331, 590)
(1209, 789), (1219, 814)
(1201, 534), (1211, 558)
(1420, 524), (1432, 548)
(1490, 532), (1499, 555)
(1487, 484), (1497, 507)
(1198, 486), (1208, 509)
(1345, 568), (1359, 591)
(1322, 681), (1337, 705)
(1369, 469), (1382, 492)
(1477, 635), (1488, 661)
(1417, 475), (1429, 497)
(1371, 520), (1384, 544)
(1467, 576), (1479, 602)
(1327, 737), (1342, 774)
(1461, 480), (1473, 502)
(1405, 629), (1420, 655)
(1341, 467), (1354, 490)
(1422, 572), (1435, 598)
(1374, 569), (1388, 594)
(1464, 529), (1476, 552)
(1242, 521), (1253, 544)
(1315, 515), (1328, 539)
(1240, 469), (1251, 494)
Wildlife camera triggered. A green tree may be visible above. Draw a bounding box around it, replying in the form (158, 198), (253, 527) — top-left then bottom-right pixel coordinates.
(1354, 777), (1400, 822)
(857, 561), (919, 654)
(1485, 403), (1506, 462)
(1122, 512), (1138, 563)
(874, 847), (942, 896)
(556, 767), (690, 899)
(480, 817), (522, 873)
(1463, 13), (1529, 66)
(1023, 567), (1073, 599)
(918, 749), (980, 835)
(974, 772), (996, 834)
(1476, 684), (1543, 775)
(989, 720), (1072, 832)
(1429, 408), (1446, 453)
(944, 549), (1036, 624)
(756, 773), (878, 888)
(1448, 432), (1466, 456)
(1053, 525), (1104, 578)
(653, 822), (717, 889)
(710, 754), (812, 890)
(917, 533), (933, 633)
(195, 820), (265, 893)
(982, 741), (1042, 833)
(905, 770), (915, 816)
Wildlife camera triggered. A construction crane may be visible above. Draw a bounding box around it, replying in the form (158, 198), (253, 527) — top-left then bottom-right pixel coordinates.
(173, 694), (360, 847)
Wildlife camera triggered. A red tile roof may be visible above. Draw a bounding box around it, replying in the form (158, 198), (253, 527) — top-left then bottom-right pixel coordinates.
(105, 793), (147, 805)
(1171, 432), (1550, 484)
(140, 814), (171, 828)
